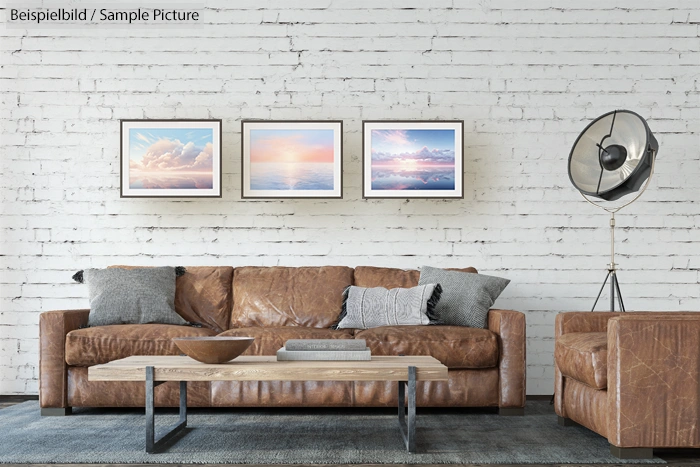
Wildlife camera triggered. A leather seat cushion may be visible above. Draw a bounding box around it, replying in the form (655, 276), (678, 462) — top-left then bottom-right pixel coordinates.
(217, 327), (355, 355)
(555, 332), (608, 389)
(230, 266), (354, 328)
(355, 325), (498, 369)
(353, 266), (478, 289)
(65, 324), (217, 366)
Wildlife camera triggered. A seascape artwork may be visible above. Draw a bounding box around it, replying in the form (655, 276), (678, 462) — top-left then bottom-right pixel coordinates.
(362, 121), (463, 198)
(249, 129), (335, 191)
(128, 128), (214, 190)
(370, 129), (456, 191)
(242, 121), (342, 199)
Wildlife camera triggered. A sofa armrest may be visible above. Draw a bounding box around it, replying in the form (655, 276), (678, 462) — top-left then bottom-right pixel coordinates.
(488, 309), (526, 408)
(39, 309), (90, 408)
(607, 315), (700, 448)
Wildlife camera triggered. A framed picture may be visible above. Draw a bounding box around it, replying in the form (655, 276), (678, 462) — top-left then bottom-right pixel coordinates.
(120, 119), (222, 198)
(241, 120), (343, 199)
(362, 120), (464, 199)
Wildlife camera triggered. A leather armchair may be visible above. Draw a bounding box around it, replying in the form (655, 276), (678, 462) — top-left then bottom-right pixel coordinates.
(554, 312), (700, 459)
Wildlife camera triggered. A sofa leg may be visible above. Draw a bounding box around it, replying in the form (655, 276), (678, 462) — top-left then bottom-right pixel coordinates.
(41, 407), (72, 416)
(557, 416), (577, 426)
(498, 407), (524, 416)
(610, 445), (654, 459)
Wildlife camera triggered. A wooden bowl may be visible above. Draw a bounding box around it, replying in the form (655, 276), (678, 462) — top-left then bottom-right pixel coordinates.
(172, 337), (254, 364)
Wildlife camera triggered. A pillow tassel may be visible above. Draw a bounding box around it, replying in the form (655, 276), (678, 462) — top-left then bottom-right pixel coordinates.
(175, 266), (186, 277)
(72, 270), (84, 283)
(426, 283), (444, 325)
(330, 285), (351, 330)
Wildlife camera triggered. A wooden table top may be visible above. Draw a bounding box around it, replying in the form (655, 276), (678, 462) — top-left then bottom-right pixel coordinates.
(88, 355), (448, 382)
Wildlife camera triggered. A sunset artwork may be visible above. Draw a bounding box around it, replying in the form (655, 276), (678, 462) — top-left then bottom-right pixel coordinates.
(363, 122), (463, 198)
(242, 121), (343, 198)
(249, 129), (335, 191)
(121, 120), (221, 197)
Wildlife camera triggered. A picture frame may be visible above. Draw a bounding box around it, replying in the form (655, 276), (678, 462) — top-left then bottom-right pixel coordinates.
(120, 119), (222, 198)
(362, 120), (464, 199)
(241, 120), (343, 199)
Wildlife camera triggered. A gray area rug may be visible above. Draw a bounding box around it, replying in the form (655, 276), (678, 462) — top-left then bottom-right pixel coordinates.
(0, 401), (664, 464)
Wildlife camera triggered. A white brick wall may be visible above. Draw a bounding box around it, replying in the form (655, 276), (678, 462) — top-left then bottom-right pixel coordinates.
(1, 1), (699, 395)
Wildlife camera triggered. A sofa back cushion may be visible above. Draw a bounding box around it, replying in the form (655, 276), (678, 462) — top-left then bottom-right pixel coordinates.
(353, 266), (478, 289)
(175, 266), (234, 332)
(230, 266), (354, 328)
(109, 265), (233, 333)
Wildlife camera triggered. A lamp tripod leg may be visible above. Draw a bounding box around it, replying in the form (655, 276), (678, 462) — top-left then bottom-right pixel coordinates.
(592, 271), (611, 312)
(610, 270), (615, 311)
(613, 272), (626, 312)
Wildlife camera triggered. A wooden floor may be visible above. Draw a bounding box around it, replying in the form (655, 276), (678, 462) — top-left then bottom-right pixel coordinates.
(1, 397), (698, 466)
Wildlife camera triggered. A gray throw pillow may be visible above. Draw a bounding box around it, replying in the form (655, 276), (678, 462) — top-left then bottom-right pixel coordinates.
(74, 267), (187, 327)
(418, 266), (509, 328)
(332, 283), (442, 330)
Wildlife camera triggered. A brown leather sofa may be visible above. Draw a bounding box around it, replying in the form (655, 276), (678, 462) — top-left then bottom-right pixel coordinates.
(40, 266), (526, 415)
(554, 311), (700, 459)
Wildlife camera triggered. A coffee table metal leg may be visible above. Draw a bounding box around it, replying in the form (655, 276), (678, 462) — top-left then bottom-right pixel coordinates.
(145, 366), (188, 454)
(397, 365), (417, 453)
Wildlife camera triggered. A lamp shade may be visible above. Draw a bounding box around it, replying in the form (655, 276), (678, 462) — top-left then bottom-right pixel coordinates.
(568, 110), (658, 201)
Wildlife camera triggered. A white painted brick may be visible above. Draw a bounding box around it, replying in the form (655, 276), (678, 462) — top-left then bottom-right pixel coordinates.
(1, 1), (698, 395)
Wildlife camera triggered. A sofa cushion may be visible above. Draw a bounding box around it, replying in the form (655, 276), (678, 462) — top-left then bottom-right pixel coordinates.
(109, 265), (234, 332)
(419, 266), (509, 329)
(174, 266), (234, 332)
(230, 266), (354, 328)
(354, 325), (499, 369)
(218, 327), (354, 355)
(65, 324), (217, 366)
(354, 266), (478, 289)
(78, 267), (186, 327)
(555, 332), (608, 389)
(334, 284), (442, 330)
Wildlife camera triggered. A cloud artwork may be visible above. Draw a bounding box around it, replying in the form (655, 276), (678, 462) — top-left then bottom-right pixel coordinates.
(370, 129), (457, 190)
(130, 140), (213, 173)
(128, 127), (214, 190)
(371, 146), (456, 165)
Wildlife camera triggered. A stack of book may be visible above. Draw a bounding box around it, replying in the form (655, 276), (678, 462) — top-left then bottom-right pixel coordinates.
(276, 339), (371, 361)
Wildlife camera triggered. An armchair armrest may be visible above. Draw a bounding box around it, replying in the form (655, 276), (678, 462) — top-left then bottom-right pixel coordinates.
(553, 311), (625, 416)
(39, 309), (90, 408)
(554, 311), (627, 337)
(488, 309), (526, 408)
(607, 315), (700, 448)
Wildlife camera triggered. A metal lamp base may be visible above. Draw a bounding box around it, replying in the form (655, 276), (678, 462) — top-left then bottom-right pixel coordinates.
(591, 213), (626, 312)
(591, 268), (626, 312)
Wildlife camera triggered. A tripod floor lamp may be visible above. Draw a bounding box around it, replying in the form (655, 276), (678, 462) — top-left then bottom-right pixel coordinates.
(567, 110), (659, 312)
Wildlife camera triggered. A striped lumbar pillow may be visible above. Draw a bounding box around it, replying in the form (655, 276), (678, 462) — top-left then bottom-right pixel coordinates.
(332, 283), (442, 330)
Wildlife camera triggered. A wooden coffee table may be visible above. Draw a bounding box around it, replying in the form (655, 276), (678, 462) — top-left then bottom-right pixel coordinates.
(89, 355), (448, 454)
